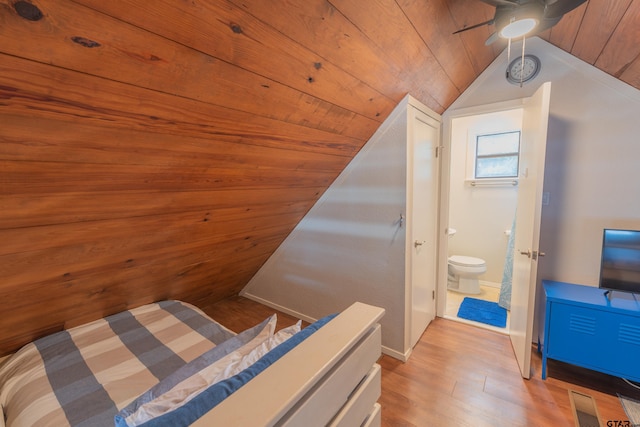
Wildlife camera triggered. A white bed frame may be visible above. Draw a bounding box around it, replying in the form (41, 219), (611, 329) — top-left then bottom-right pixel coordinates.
(194, 302), (385, 427)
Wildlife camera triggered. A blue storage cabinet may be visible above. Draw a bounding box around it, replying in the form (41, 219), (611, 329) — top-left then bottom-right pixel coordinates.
(542, 280), (640, 381)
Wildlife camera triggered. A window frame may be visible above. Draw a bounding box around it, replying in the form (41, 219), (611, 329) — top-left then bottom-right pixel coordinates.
(474, 130), (521, 180)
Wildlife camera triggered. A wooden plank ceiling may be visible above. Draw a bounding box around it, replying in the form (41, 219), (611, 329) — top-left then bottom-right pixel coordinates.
(0, 0), (638, 355)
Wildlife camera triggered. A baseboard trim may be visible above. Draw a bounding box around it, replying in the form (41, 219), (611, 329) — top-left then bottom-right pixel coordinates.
(240, 292), (318, 325)
(241, 292), (411, 362)
(479, 280), (501, 289)
(382, 345), (411, 362)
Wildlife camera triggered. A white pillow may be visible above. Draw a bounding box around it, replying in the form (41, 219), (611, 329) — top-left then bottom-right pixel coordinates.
(223, 320), (301, 374)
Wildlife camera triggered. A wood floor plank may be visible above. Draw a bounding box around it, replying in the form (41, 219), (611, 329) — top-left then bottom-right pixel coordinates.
(201, 295), (305, 333)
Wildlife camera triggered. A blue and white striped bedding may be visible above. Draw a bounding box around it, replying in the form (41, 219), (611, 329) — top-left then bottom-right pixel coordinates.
(117, 313), (335, 427)
(0, 301), (271, 427)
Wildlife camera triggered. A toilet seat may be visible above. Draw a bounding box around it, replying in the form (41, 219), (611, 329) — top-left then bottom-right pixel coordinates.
(448, 255), (485, 267)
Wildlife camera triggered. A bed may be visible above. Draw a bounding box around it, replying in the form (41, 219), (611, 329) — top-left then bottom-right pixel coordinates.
(0, 300), (384, 427)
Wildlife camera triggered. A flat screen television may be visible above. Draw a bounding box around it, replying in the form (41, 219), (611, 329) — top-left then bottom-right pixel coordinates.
(599, 228), (640, 295)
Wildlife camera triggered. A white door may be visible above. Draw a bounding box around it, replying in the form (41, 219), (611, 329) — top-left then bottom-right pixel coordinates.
(409, 106), (440, 348)
(509, 82), (551, 379)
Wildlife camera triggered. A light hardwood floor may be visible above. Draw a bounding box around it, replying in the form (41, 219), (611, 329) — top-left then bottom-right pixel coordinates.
(203, 296), (636, 426)
(378, 317), (636, 426)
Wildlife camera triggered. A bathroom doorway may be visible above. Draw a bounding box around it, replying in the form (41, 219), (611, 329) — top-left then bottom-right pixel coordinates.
(436, 82), (552, 379)
(443, 107), (522, 333)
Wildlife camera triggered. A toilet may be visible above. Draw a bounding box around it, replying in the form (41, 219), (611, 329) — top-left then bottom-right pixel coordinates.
(447, 255), (486, 294)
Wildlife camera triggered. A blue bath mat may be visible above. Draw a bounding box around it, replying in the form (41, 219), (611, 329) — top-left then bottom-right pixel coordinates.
(457, 297), (507, 328)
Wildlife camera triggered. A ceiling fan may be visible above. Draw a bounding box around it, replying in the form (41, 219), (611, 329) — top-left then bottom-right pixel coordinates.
(454, 0), (588, 45)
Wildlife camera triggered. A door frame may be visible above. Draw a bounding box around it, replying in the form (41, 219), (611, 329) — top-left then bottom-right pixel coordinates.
(407, 104), (441, 350)
(437, 98), (530, 318)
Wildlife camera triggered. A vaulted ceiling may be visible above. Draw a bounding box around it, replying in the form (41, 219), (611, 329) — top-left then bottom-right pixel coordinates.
(0, 0), (638, 355)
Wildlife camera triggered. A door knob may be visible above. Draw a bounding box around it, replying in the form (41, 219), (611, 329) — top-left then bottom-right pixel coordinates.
(414, 240), (426, 248)
(532, 250), (546, 260)
(519, 249), (545, 260)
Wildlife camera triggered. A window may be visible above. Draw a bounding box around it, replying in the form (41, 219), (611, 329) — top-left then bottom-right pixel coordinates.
(475, 131), (520, 179)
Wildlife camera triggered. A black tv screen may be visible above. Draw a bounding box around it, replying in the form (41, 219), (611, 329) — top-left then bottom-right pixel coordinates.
(599, 228), (640, 294)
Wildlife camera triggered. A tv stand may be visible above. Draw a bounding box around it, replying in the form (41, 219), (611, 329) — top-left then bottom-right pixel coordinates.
(542, 280), (640, 382)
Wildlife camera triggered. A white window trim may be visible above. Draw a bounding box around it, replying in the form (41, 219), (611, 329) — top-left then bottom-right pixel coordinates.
(465, 128), (521, 184)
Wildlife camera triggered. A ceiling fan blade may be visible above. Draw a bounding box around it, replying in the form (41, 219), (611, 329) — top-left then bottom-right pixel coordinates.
(485, 32), (499, 45)
(478, 0), (520, 7)
(536, 16), (562, 32)
(544, 0), (587, 19)
(453, 19), (495, 35)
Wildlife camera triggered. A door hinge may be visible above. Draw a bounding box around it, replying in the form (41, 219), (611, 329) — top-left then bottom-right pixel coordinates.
(435, 146), (439, 158)
(432, 290), (435, 300)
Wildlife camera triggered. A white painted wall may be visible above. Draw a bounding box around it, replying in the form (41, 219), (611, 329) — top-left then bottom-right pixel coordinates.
(242, 96), (436, 358)
(445, 37), (640, 340)
(244, 37), (640, 354)
(448, 109), (522, 283)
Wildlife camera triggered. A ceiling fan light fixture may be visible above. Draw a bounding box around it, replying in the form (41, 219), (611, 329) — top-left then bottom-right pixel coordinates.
(499, 18), (538, 39)
(453, 0), (587, 46)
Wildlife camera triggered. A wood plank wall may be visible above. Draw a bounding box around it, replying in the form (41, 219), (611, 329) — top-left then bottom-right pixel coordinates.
(1, 0), (638, 357)
(0, 0), (381, 355)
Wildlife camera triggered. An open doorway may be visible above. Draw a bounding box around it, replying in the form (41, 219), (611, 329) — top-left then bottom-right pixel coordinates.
(438, 105), (524, 334)
(437, 83), (552, 379)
